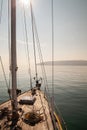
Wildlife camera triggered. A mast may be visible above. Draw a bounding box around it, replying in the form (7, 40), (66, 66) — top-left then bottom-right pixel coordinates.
(11, 0), (17, 110)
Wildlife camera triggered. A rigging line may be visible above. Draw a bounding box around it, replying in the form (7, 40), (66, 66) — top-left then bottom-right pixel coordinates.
(30, 4), (46, 89)
(30, 2), (38, 80)
(51, 1), (58, 129)
(0, 0), (3, 23)
(0, 56), (11, 99)
(51, 0), (54, 108)
(30, 7), (46, 80)
(0, 56), (8, 88)
(32, 12), (50, 96)
(31, 8), (51, 100)
(8, 0), (11, 67)
(23, 4), (32, 89)
(29, 2), (51, 104)
(33, 18), (56, 130)
(31, 12), (53, 120)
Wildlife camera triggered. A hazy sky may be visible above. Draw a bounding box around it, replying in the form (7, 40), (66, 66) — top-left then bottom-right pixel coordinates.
(0, 0), (87, 68)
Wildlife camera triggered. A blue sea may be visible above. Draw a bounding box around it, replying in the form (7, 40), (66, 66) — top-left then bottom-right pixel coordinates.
(0, 66), (87, 130)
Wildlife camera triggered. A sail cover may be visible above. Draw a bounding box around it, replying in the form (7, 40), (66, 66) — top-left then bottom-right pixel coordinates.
(19, 96), (36, 105)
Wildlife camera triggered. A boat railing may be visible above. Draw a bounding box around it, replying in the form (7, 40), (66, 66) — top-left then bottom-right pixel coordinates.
(54, 101), (67, 130)
(44, 89), (67, 130)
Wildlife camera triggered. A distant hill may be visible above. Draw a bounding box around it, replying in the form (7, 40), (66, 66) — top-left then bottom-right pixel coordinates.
(38, 60), (87, 66)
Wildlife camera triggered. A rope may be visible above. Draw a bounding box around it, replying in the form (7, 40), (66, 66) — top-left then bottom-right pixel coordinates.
(23, 2), (58, 129)
(23, 4), (32, 89)
(29, 6), (57, 130)
(30, 6), (50, 94)
(29, 5), (52, 113)
(50, 1), (58, 129)
(51, 0), (54, 110)
(51, 1), (67, 129)
(34, 14), (51, 102)
(29, 2), (50, 100)
(0, 56), (11, 99)
(0, 56), (9, 89)
(30, 2), (38, 81)
(0, 0), (3, 23)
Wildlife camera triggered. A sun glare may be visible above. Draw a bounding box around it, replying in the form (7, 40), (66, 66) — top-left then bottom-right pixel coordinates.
(21, 0), (30, 6)
(19, 0), (36, 8)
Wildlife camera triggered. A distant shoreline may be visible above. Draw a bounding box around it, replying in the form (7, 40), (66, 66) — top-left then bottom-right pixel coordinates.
(38, 60), (87, 66)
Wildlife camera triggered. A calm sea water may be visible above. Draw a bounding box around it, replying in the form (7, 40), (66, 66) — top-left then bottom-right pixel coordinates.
(0, 66), (87, 130)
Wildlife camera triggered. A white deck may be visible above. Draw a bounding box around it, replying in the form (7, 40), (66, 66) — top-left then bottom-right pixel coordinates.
(0, 90), (54, 130)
